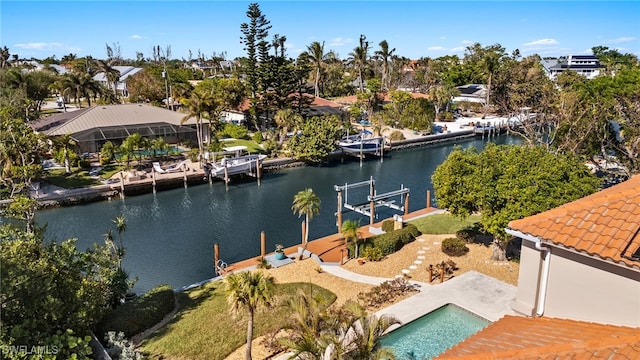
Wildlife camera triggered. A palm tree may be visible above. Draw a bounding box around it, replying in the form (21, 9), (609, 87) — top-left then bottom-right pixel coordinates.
(100, 141), (116, 164)
(279, 289), (333, 358)
(150, 137), (168, 159)
(61, 72), (102, 108)
(304, 41), (328, 97)
(113, 214), (127, 265)
(342, 219), (363, 259)
(52, 134), (77, 174)
(345, 312), (401, 360)
(181, 90), (211, 164)
(349, 34), (370, 92)
(97, 59), (121, 100)
(374, 40), (395, 90)
(292, 188), (321, 257)
(224, 270), (275, 360)
(274, 108), (303, 146)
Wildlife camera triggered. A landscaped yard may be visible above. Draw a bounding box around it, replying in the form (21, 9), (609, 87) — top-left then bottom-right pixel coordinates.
(140, 281), (335, 360)
(409, 213), (481, 234)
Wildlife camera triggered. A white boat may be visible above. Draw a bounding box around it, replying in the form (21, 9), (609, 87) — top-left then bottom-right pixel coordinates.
(205, 146), (267, 179)
(338, 130), (385, 155)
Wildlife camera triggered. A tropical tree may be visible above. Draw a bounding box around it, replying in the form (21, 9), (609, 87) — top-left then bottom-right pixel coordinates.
(100, 141), (117, 164)
(287, 115), (343, 163)
(113, 214), (127, 264)
(432, 144), (602, 260)
(344, 312), (400, 360)
(273, 108), (303, 146)
(349, 34), (370, 92)
(292, 188), (321, 257)
(0, 46), (10, 68)
(342, 219), (363, 258)
(224, 270), (275, 360)
(51, 134), (77, 174)
(374, 40), (395, 90)
(97, 59), (121, 100)
(180, 90), (210, 162)
(60, 72), (102, 108)
(303, 41), (329, 97)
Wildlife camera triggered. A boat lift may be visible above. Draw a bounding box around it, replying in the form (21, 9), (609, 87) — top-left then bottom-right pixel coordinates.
(334, 177), (410, 232)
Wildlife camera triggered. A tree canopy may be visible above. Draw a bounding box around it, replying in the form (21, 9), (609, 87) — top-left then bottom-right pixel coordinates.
(432, 143), (602, 259)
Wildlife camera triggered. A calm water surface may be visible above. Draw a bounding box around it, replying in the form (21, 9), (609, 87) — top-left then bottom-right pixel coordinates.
(34, 136), (521, 293)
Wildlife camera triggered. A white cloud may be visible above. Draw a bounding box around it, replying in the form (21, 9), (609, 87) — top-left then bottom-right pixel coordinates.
(523, 38), (558, 46)
(427, 46), (446, 51)
(461, 40), (473, 44)
(450, 46), (465, 52)
(329, 37), (353, 47)
(14, 42), (64, 50)
(439, 36), (447, 40)
(130, 34), (144, 40)
(605, 36), (636, 44)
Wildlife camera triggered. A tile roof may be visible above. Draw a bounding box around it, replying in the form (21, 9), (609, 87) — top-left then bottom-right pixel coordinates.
(507, 175), (640, 269)
(436, 315), (640, 360)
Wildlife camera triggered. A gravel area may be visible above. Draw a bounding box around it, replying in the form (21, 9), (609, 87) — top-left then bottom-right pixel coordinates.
(342, 234), (519, 286)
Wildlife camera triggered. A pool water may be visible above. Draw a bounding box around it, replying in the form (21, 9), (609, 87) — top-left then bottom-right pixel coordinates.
(379, 304), (489, 359)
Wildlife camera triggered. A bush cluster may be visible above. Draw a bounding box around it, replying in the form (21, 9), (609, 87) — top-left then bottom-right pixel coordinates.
(96, 285), (176, 338)
(381, 219), (395, 232)
(358, 224), (421, 257)
(388, 130), (405, 141)
(361, 246), (383, 261)
(441, 237), (469, 257)
(456, 224), (484, 243)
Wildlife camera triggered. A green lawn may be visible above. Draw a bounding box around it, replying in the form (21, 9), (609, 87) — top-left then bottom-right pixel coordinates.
(220, 139), (264, 154)
(43, 168), (102, 188)
(141, 281), (336, 360)
(409, 213), (481, 234)
(43, 164), (125, 189)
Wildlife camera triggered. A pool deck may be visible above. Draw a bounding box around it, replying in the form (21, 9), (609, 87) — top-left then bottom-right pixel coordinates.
(376, 270), (518, 331)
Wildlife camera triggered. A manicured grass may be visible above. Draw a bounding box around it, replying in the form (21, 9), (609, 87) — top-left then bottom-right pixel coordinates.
(220, 139), (264, 154)
(141, 281), (336, 360)
(44, 168), (102, 188)
(409, 213), (481, 234)
(43, 164), (126, 188)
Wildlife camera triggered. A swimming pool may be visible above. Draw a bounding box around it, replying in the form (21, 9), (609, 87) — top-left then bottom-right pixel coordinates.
(379, 304), (489, 359)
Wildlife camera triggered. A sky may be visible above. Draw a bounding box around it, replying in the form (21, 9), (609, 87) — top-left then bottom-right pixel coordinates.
(1, 1), (639, 61)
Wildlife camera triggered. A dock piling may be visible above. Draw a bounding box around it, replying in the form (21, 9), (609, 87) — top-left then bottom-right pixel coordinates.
(260, 231), (266, 258)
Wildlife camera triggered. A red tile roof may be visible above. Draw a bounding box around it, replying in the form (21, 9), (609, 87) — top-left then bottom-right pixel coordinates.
(507, 175), (640, 269)
(436, 315), (640, 360)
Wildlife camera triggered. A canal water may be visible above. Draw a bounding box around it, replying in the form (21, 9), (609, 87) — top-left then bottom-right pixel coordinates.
(34, 136), (521, 293)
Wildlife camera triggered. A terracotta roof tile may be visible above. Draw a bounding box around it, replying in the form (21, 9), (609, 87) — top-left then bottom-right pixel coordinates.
(435, 316), (640, 360)
(508, 176), (640, 268)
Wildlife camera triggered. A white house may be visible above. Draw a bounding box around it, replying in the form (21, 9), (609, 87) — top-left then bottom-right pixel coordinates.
(542, 55), (603, 80)
(93, 66), (143, 97)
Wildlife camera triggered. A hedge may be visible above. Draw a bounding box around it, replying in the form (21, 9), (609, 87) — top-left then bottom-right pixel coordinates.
(96, 284), (176, 339)
(354, 223), (421, 257)
(381, 219), (395, 233)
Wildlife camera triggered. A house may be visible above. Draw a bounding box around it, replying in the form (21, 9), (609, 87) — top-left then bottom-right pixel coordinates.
(30, 104), (201, 153)
(433, 176), (640, 359)
(542, 55), (603, 80)
(93, 66), (143, 97)
(451, 84), (487, 105)
(506, 175), (640, 326)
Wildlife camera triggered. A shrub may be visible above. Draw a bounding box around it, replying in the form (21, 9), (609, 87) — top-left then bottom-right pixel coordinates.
(357, 278), (419, 310)
(78, 159), (91, 169)
(361, 246), (384, 261)
(96, 285), (176, 338)
(381, 219), (395, 232)
(456, 228), (476, 243)
(389, 130), (405, 141)
(372, 233), (402, 256)
(442, 237), (469, 257)
(222, 123), (249, 139)
(252, 132), (263, 143)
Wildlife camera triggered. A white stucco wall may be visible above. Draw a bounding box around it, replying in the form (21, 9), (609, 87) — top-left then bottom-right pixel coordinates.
(512, 238), (640, 327)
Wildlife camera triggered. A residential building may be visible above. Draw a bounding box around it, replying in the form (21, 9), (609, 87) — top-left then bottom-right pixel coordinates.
(30, 104), (200, 153)
(93, 66), (143, 97)
(542, 55), (603, 80)
(435, 176), (640, 359)
(452, 84), (487, 105)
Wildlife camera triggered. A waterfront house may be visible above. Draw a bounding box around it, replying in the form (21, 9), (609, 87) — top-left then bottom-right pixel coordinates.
(541, 55), (603, 80)
(434, 175), (640, 359)
(30, 104), (200, 153)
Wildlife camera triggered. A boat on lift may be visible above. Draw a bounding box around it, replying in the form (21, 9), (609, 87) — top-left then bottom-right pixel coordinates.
(204, 146), (267, 179)
(338, 129), (385, 155)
